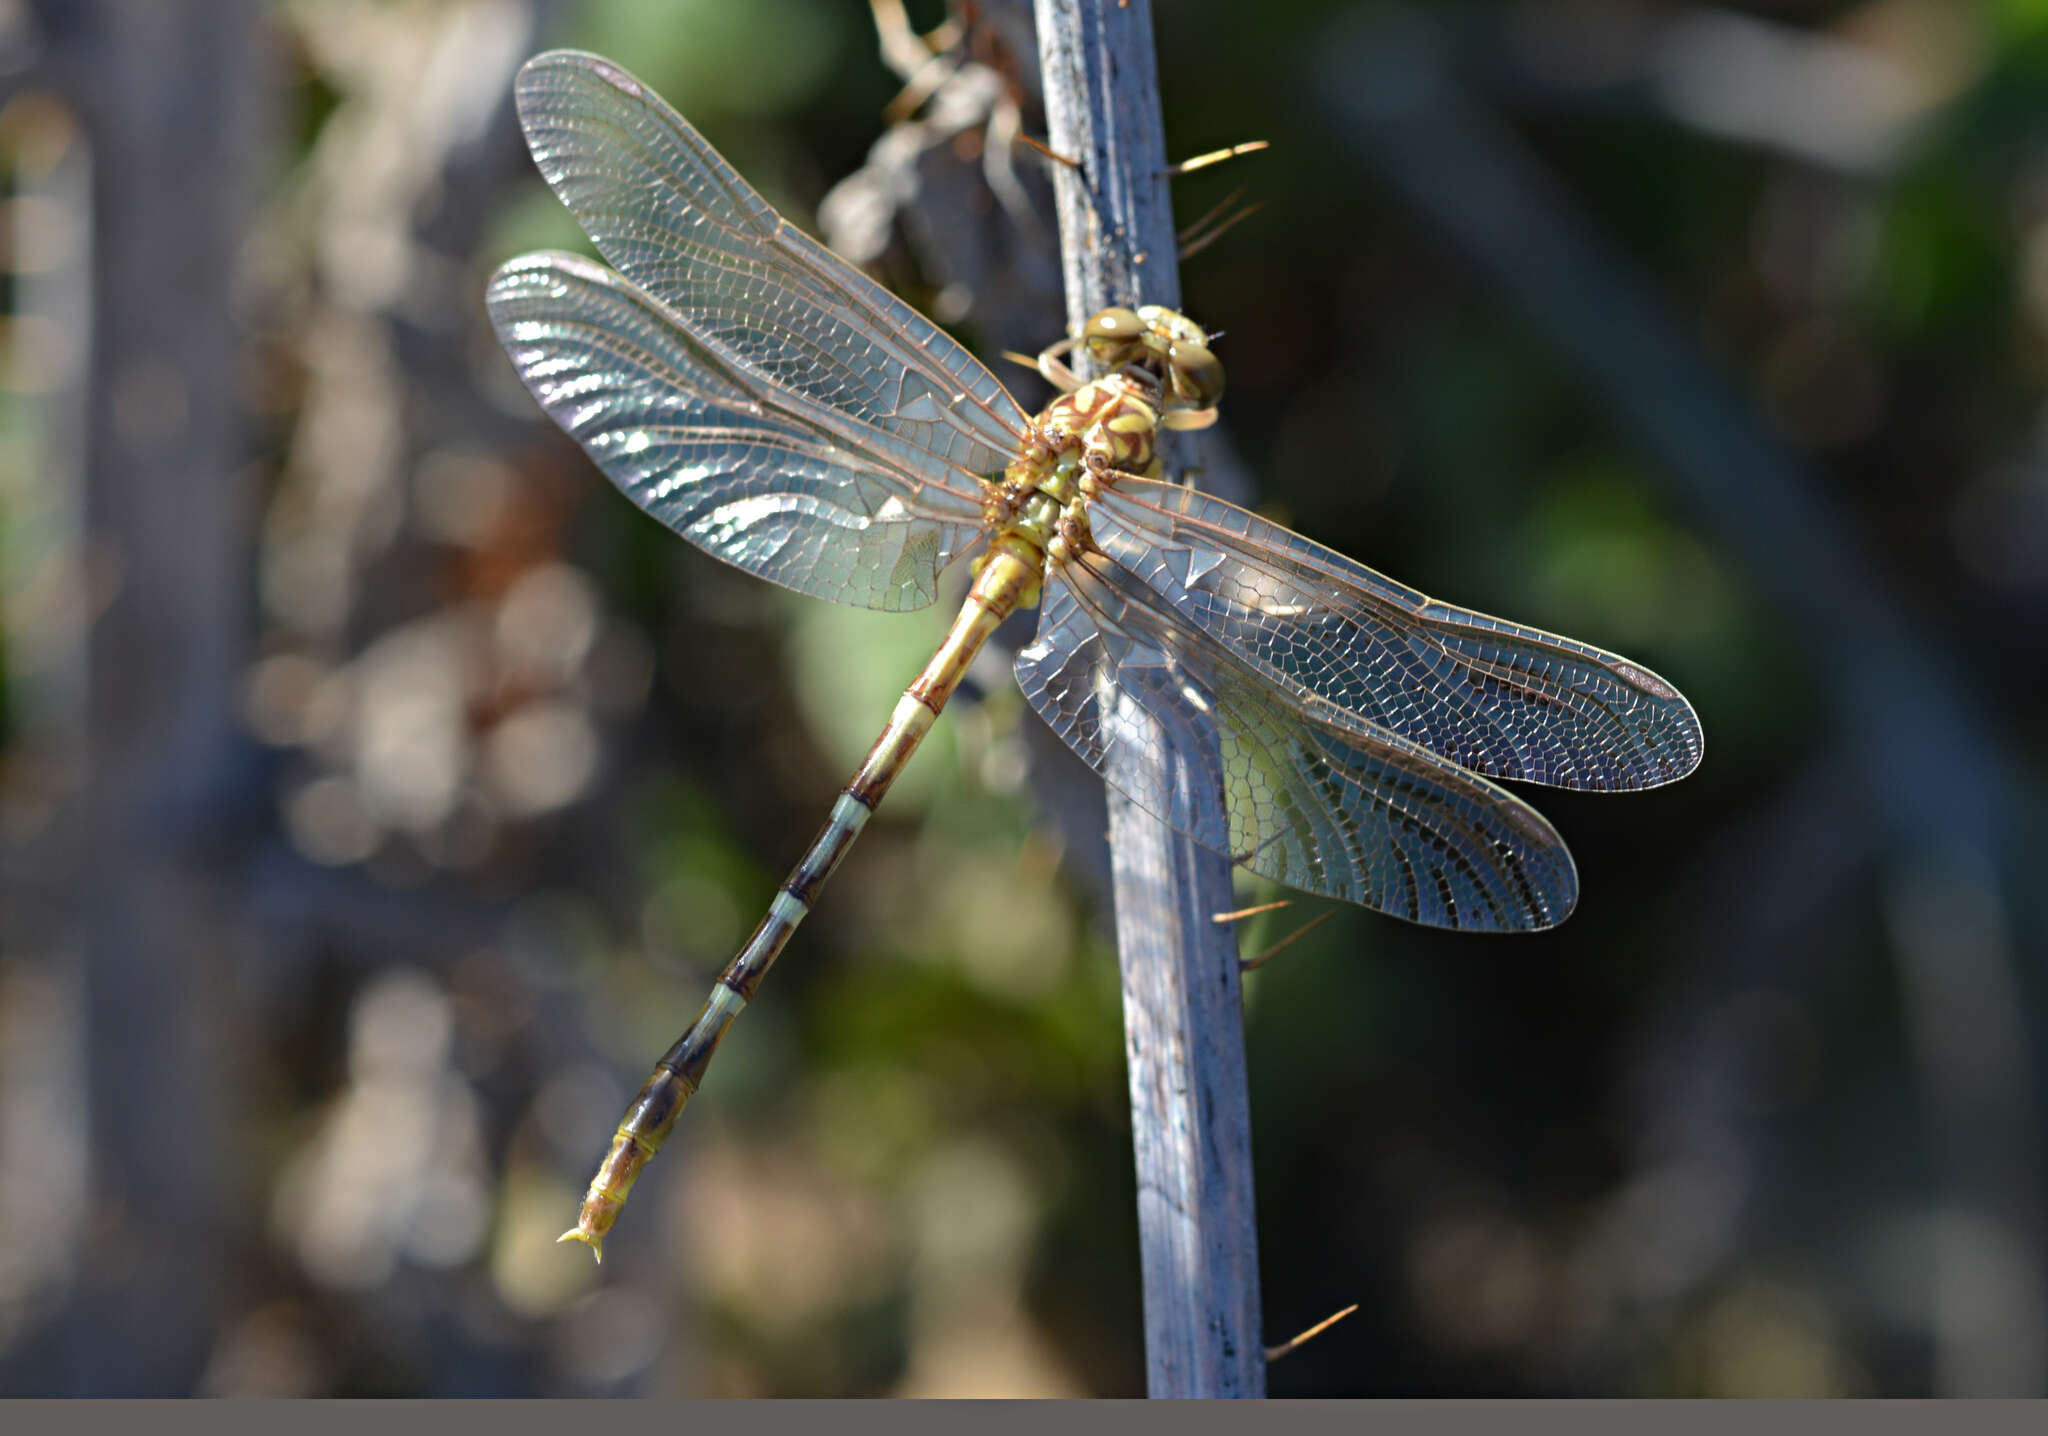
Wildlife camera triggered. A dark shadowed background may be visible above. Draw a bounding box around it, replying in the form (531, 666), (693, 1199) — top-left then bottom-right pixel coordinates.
(2, 0), (2044, 1397)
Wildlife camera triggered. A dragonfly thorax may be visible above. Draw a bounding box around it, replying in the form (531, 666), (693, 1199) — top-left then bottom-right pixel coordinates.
(1042, 378), (1164, 477)
(986, 370), (1161, 573)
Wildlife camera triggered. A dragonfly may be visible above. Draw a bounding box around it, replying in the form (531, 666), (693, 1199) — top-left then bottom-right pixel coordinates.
(486, 50), (1703, 1261)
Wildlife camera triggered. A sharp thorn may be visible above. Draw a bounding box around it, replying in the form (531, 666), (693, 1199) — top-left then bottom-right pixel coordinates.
(1240, 909), (1336, 974)
(1162, 140), (1269, 178)
(1264, 1303), (1359, 1363)
(1016, 132), (1081, 169)
(1213, 899), (1292, 925)
(1179, 201), (1265, 263)
(1178, 186), (1247, 245)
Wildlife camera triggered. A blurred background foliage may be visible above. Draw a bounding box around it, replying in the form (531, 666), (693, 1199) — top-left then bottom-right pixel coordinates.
(2, 0), (2046, 1397)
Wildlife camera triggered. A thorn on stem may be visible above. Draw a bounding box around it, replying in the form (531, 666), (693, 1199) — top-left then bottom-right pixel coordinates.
(1239, 909), (1336, 974)
(1016, 132), (1081, 169)
(1161, 140), (1269, 178)
(1264, 1303), (1359, 1363)
(1179, 192), (1265, 263)
(1212, 899), (1292, 925)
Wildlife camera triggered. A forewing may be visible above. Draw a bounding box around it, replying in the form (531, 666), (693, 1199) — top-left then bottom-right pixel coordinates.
(488, 251), (987, 611)
(1091, 479), (1703, 790)
(510, 49), (1028, 487)
(1016, 557), (1578, 930)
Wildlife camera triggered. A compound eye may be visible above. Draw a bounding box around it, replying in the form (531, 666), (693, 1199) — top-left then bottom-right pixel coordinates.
(1168, 340), (1225, 407)
(1083, 307), (1145, 343)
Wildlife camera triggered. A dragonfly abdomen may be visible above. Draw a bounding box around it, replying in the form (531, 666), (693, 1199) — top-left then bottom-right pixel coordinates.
(559, 542), (1048, 1260)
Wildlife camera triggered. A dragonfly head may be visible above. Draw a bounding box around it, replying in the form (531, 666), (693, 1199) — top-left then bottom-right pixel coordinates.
(1080, 306), (1226, 420)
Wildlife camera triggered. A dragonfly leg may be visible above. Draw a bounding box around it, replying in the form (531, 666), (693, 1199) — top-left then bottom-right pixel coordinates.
(1035, 338), (1082, 393)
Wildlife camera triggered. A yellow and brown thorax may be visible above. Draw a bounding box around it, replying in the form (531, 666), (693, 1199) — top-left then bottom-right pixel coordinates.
(979, 304), (1226, 600)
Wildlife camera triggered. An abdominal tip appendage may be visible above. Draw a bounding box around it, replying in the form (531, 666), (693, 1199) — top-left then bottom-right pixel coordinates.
(559, 1226), (604, 1264)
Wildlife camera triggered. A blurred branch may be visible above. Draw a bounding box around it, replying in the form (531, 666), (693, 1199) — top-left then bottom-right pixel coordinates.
(1035, 0), (1263, 1399)
(47, 0), (270, 1395)
(820, 0), (1063, 369)
(1624, 758), (1875, 1300)
(1321, 9), (2044, 1394)
(1474, 1), (1942, 174)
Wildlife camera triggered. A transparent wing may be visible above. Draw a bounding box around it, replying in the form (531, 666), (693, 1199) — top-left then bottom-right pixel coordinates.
(1089, 479), (1703, 790)
(510, 49), (1028, 485)
(489, 251), (988, 611)
(1017, 557), (1579, 931)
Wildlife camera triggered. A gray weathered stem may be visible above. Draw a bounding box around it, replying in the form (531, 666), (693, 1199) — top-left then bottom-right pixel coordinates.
(1034, 0), (1265, 1398)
